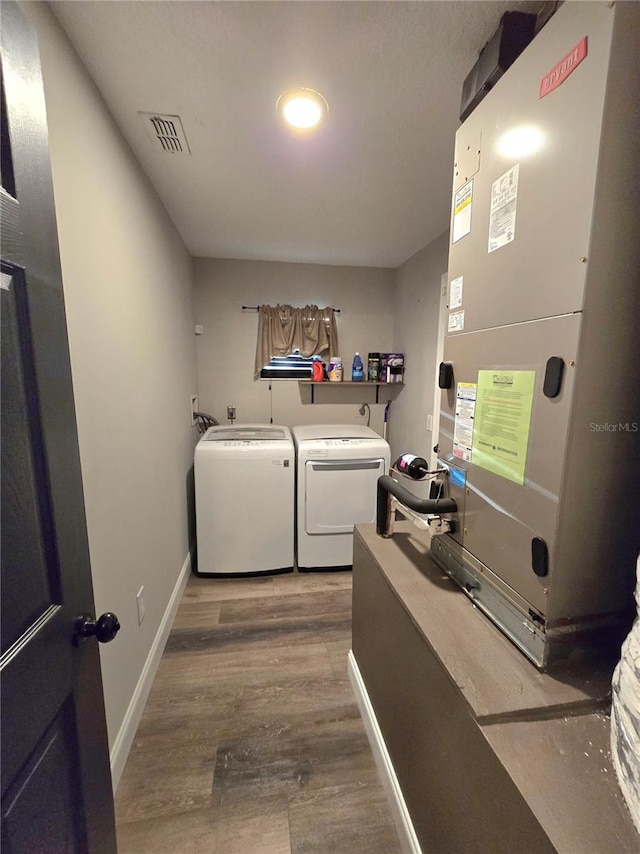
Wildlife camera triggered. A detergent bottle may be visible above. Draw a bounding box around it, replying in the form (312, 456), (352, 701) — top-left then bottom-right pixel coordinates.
(312, 355), (324, 381)
(351, 353), (364, 382)
(329, 357), (343, 381)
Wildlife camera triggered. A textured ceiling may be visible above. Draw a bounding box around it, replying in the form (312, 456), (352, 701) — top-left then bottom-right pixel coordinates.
(50, 1), (541, 268)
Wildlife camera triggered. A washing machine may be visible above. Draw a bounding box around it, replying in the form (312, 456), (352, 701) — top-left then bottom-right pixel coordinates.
(292, 425), (390, 571)
(195, 424), (294, 576)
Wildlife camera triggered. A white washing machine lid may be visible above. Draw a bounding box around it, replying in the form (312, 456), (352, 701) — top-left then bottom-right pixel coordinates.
(292, 424), (382, 443)
(203, 424), (291, 443)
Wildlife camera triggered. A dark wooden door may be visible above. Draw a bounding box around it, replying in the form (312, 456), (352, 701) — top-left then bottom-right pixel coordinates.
(1, 4), (118, 851)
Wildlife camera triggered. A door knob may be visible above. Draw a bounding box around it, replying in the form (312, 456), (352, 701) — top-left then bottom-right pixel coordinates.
(73, 612), (121, 645)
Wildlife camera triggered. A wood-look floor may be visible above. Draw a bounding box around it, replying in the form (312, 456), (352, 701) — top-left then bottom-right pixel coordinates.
(115, 571), (402, 854)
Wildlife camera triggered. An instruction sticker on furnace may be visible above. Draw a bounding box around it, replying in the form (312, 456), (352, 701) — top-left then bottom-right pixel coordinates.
(449, 276), (464, 310)
(452, 180), (473, 244)
(448, 310), (465, 332)
(471, 369), (535, 485)
(488, 164), (519, 253)
(453, 383), (477, 462)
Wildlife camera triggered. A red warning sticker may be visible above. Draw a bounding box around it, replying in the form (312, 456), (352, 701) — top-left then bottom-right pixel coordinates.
(539, 37), (588, 99)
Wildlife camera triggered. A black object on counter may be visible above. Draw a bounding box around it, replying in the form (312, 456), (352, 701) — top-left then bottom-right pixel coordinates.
(395, 454), (430, 480)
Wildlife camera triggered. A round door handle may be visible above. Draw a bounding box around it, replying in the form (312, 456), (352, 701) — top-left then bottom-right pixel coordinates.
(74, 612), (121, 645)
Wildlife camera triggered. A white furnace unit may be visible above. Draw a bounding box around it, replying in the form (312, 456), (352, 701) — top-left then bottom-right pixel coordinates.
(194, 424), (294, 576)
(293, 425), (390, 571)
(431, 1), (640, 668)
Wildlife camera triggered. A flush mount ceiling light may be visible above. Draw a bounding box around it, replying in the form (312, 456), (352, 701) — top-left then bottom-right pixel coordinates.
(277, 88), (328, 130)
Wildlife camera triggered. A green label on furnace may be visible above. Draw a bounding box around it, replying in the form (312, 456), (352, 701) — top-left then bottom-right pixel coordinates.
(471, 370), (536, 486)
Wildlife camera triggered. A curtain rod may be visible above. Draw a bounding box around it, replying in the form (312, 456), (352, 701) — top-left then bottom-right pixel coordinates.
(241, 305), (340, 313)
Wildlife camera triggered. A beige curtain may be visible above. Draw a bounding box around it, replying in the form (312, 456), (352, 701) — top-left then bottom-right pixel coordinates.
(254, 304), (340, 378)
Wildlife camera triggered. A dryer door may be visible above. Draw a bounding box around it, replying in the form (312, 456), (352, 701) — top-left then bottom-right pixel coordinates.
(304, 458), (385, 534)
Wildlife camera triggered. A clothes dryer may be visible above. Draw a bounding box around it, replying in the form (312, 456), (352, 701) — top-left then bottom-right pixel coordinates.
(292, 425), (390, 570)
(195, 424), (294, 576)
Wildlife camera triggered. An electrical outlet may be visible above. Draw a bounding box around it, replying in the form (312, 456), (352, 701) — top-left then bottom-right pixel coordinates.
(190, 394), (199, 427)
(227, 405), (236, 421)
(136, 586), (146, 625)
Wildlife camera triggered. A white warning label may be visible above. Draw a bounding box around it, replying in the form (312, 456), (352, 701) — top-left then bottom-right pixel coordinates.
(452, 180), (473, 244)
(448, 310), (465, 332)
(449, 276), (463, 310)
(488, 164), (519, 253)
(453, 382), (477, 462)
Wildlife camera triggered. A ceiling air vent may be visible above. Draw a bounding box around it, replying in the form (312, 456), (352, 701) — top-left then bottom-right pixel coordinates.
(139, 112), (191, 155)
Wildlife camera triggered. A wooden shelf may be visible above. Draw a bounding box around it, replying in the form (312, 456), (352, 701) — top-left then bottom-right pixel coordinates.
(299, 380), (403, 403)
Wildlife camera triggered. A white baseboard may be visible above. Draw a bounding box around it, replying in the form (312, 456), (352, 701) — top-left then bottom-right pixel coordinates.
(348, 650), (422, 854)
(109, 550), (192, 790)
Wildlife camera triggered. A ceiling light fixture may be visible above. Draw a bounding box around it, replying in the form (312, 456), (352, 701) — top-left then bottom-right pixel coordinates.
(277, 88), (328, 130)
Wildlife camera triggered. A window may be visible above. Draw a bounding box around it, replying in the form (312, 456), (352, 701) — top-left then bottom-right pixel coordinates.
(254, 304), (339, 379)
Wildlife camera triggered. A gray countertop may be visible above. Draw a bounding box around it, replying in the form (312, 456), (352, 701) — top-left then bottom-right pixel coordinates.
(354, 522), (640, 852)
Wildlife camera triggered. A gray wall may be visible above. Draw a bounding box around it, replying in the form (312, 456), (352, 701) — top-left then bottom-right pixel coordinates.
(26, 2), (199, 774)
(24, 0), (449, 786)
(193, 258), (396, 436)
(389, 232), (449, 468)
